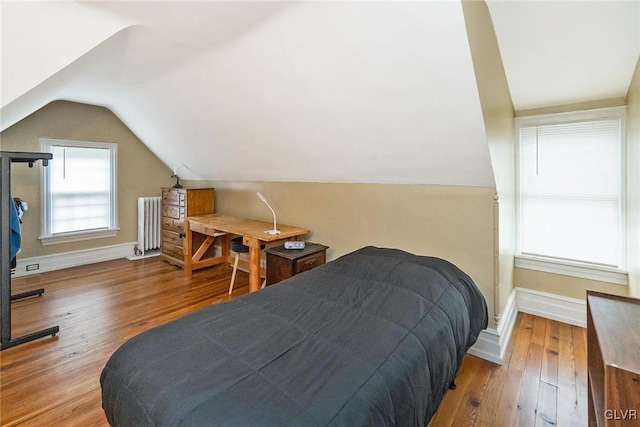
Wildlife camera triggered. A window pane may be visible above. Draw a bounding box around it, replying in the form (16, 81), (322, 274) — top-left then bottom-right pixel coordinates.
(520, 197), (620, 265)
(50, 146), (112, 234)
(520, 120), (621, 198)
(518, 115), (623, 267)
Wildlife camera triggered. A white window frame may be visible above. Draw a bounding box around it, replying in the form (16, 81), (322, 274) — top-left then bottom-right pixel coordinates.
(40, 138), (119, 245)
(514, 106), (628, 285)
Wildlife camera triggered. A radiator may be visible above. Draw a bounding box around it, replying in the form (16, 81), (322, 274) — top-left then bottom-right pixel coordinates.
(136, 196), (162, 256)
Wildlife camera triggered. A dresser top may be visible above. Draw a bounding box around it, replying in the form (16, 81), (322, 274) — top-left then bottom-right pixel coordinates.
(587, 290), (640, 374)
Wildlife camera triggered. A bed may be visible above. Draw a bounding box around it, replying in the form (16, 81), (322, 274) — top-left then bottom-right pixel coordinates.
(101, 246), (488, 426)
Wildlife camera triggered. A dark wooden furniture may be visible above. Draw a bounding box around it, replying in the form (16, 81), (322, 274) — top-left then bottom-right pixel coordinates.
(265, 243), (328, 285)
(160, 187), (215, 267)
(1, 151), (59, 350)
(587, 290), (640, 426)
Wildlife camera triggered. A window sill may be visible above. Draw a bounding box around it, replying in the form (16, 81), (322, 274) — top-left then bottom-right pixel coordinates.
(39, 228), (120, 246)
(514, 255), (628, 286)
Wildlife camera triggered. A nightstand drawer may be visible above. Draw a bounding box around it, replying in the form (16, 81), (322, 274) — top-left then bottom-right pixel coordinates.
(295, 252), (326, 274)
(266, 243), (329, 286)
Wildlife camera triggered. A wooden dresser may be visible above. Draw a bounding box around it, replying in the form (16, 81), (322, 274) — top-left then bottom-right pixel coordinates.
(161, 187), (215, 267)
(587, 290), (640, 426)
(265, 243), (328, 286)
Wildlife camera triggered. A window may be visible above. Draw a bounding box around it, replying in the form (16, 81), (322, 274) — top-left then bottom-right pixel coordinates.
(516, 107), (626, 282)
(40, 139), (118, 244)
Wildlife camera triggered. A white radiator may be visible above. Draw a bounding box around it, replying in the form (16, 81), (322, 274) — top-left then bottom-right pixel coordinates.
(136, 196), (162, 256)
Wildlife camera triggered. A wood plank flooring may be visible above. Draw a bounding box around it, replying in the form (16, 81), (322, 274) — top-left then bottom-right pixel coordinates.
(0, 257), (587, 426)
(429, 310), (588, 427)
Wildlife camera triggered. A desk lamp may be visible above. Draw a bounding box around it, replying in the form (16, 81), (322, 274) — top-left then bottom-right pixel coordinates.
(257, 192), (280, 235)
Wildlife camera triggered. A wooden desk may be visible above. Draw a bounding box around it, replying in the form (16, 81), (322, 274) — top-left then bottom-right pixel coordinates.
(184, 214), (309, 292)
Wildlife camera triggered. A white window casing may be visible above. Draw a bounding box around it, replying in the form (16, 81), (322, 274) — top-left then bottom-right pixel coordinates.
(40, 138), (119, 245)
(515, 106), (627, 285)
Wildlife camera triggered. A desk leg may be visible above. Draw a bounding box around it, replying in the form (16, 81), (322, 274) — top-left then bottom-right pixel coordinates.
(246, 237), (261, 293)
(221, 234), (230, 269)
(184, 219), (193, 279)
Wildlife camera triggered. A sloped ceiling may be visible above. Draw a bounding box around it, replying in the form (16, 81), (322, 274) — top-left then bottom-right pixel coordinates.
(487, 0), (640, 111)
(2, 1), (638, 186)
(0, 1), (495, 186)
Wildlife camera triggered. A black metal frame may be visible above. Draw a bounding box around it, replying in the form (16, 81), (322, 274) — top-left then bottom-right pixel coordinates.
(1, 151), (59, 350)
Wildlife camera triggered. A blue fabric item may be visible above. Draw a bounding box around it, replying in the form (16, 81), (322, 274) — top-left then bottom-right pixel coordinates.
(10, 195), (21, 260)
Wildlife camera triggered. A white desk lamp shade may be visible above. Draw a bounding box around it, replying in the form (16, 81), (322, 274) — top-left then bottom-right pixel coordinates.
(257, 192), (280, 235)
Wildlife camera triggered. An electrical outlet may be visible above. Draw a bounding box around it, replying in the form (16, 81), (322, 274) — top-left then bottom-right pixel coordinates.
(26, 264), (39, 271)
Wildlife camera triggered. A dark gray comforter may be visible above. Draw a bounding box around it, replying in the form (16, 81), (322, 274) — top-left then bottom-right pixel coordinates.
(101, 246), (488, 426)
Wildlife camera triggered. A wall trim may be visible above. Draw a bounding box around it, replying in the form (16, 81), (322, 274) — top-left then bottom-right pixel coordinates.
(469, 286), (586, 365)
(496, 289), (518, 360)
(12, 242), (137, 277)
(468, 288), (518, 365)
(468, 328), (501, 365)
(515, 255), (628, 286)
(515, 287), (586, 328)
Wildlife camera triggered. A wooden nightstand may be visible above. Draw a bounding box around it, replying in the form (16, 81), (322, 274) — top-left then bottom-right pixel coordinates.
(265, 243), (329, 286)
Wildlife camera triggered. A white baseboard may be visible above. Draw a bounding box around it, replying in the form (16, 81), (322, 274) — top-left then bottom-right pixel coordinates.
(468, 328), (502, 364)
(516, 287), (586, 327)
(13, 242), (137, 277)
(469, 286), (586, 365)
(468, 287), (518, 365)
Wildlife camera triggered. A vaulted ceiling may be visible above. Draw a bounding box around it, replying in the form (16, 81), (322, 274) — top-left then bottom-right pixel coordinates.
(1, 1), (638, 186)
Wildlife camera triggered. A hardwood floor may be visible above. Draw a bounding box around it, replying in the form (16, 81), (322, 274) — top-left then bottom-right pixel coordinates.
(0, 257), (587, 426)
(429, 312), (588, 427)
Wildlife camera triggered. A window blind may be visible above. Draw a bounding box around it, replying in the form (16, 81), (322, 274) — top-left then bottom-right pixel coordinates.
(49, 145), (112, 234)
(518, 117), (623, 267)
